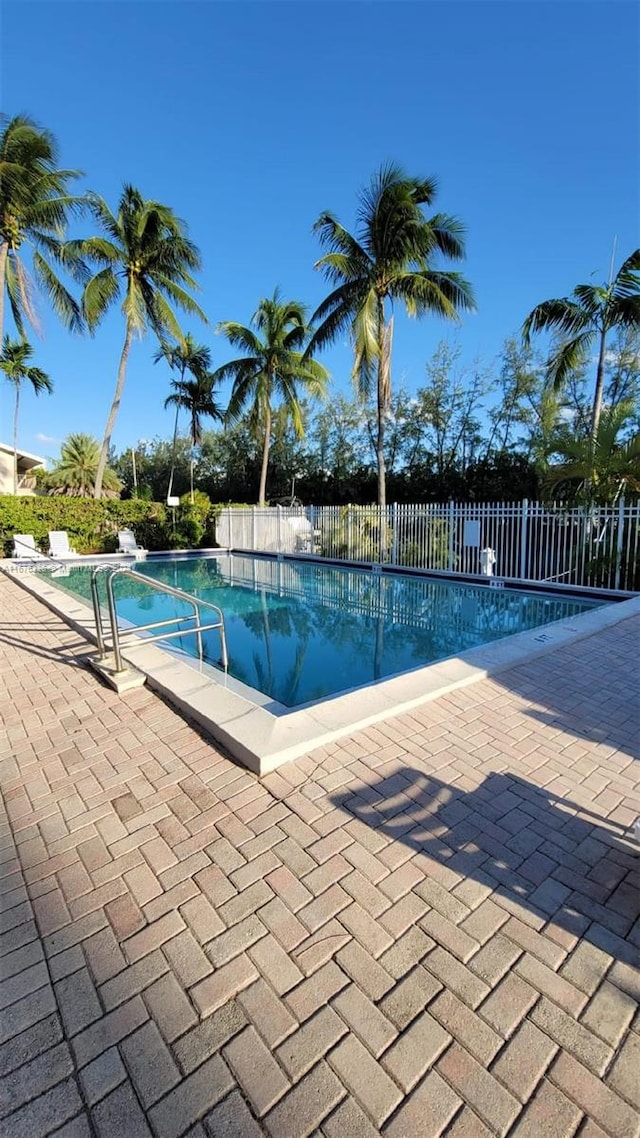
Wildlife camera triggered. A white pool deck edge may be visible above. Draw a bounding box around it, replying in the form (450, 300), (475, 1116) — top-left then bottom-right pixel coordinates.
(4, 561), (640, 775)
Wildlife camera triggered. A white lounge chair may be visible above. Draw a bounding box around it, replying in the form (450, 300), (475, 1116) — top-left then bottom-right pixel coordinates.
(288, 516), (314, 553)
(11, 534), (46, 560)
(48, 531), (79, 558)
(117, 529), (147, 555)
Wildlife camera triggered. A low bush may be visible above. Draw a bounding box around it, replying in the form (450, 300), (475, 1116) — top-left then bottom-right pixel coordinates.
(0, 496), (171, 556)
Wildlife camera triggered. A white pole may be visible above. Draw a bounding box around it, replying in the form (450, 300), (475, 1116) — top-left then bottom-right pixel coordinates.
(520, 499), (529, 579)
(448, 501), (455, 571)
(615, 496), (625, 590)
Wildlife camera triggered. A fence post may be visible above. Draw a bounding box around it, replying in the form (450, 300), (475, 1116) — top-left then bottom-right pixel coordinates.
(228, 509), (233, 550)
(277, 506), (282, 552)
(391, 502), (398, 565)
(252, 506), (257, 550)
(520, 498), (529, 579)
(615, 496), (625, 590)
(448, 501), (455, 571)
(347, 507), (353, 560)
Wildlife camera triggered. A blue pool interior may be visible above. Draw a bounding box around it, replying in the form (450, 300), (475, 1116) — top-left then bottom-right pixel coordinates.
(39, 554), (607, 709)
(37, 553), (605, 705)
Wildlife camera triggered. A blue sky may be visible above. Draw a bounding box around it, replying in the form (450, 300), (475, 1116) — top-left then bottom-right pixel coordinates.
(1, 0), (638, 464)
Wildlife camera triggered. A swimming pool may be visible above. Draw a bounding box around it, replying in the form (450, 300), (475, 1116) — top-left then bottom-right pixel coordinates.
(39, 553), (605, 709)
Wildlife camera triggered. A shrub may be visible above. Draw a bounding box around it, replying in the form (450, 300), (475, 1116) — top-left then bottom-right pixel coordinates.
(0, 496), (171, 556)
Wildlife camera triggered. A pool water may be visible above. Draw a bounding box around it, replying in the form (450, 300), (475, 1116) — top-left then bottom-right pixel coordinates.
(39, 554), (606, 709)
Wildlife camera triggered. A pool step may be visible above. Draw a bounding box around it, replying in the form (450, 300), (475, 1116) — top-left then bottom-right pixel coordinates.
(86, 652), (147, 692)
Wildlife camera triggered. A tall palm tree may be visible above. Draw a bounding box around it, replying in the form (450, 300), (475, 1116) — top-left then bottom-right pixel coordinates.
(307, 164), (475, 509)
(214, 290), (329, 505)
(543, 400), (640, 506)
(0, 114), (85, 341)
(523, 250), (640, 436)
(158, 334), (223, 501)
(165, 371), (224, 446)
(0, 335), (52, 493)
(48, 432), (122, 497)
(76, 185), (206, 497)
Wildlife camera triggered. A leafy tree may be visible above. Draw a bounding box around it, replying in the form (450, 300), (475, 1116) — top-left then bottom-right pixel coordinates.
(303, 395), (372, 503)
(307, 164), (475, 509)
(0, 334), (53, 493)
(77, 185), (206, 497)
(0, 114), (85, 341)
(214, 290), (329, 505)
(485, 339), (545, 457)
(522, 249), (640, 435)
(413, 342), (491, 482)
(198, 421), (261, 502)
(113, 436), (193, 502)
(48, 432), (122, 497)
(605, 329), (640, 415)
(542, 401), (640, 505)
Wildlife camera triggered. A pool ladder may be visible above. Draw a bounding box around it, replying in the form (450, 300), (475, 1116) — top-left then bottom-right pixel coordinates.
(90, 565), (228, 676)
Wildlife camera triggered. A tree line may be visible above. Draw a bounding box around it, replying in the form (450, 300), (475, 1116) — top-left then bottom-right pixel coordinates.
(1, 114), (639, 508)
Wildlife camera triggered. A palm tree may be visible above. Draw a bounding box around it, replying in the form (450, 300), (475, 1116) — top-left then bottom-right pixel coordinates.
(307, 164), (475, 509)
(0, 335), (53, 493)
(523, 250), (640, 437)
(214, 291), (329, 505)
(48, 433), (122, 497)
(0, 114), (85, 341)
(158, 334), (223, 501)
(543, 401), (640, 506)
(77, 185), (206, 498)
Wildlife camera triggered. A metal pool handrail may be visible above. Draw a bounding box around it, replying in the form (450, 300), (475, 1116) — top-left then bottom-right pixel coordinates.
(90, 565), (228, 675)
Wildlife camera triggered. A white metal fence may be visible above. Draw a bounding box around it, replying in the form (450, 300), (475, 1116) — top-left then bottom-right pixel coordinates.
(215, 500), (640, 591)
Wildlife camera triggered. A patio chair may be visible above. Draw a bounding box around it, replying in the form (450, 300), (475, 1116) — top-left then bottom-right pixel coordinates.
(48, 531), (79, 558)
(11, 534), (46, 560)
(288, 515), (314, 553)
(117, 529), (147, 554)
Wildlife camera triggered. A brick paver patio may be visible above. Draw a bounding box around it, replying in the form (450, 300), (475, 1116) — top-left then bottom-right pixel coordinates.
(1, 572), (639, 1138)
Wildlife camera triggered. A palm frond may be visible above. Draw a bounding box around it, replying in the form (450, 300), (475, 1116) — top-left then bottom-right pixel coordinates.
(216, 322), (263, 355)
(419, 213), (467, 261)
(522, 298), (591, 346)
(546, 330), (594, 390)
(312, 213), (369, 265)
(85, 192), (122, 243)
(612, 248), (640, 298)
(391, 270), (476, 319)
(32, 251), (83, 332)
(154, 275), (208, 323)
(351, 289), (379, 392)
(6, 253), (40, 335)
(82, 268), (120, 331)
(608, 294), (640, 330)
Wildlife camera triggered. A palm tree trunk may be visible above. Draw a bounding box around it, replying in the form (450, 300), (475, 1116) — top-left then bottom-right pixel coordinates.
(377, 309), (393, 560)
(376, 310), (393, 514)
(94, 324), (133, 498)
(591, 325), (608, 437)
(258, 403), (271, 506)
(190, 415), (197, 504)
(12, 382), (20, 496)
(167, 402), (181, 500)
(0, 242), (8, 345)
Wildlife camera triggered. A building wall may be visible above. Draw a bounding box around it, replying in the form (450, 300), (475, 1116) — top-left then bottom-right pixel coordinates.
(0, 451), (44, 495)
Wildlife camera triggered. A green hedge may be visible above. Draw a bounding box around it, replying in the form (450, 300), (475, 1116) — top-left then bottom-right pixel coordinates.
(0, 495), (259, 556)
(0, 496), (174, 556)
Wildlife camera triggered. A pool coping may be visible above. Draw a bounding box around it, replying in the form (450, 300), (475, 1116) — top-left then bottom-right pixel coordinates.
(4, 559), (640, 775)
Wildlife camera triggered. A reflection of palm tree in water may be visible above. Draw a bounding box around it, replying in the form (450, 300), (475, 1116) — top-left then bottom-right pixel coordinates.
(254, 588), (275, 694)
(373, 576), (385, 681)
(236, 588), (312, 704)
